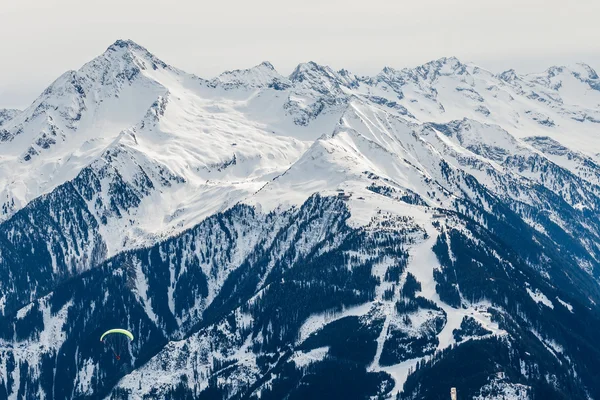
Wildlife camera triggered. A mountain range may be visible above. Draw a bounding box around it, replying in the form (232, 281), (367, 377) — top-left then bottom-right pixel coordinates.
(2, 39), (600, 399)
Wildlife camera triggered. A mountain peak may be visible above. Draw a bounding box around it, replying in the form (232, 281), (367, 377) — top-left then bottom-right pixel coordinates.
(98, 39), (169, 70)
(290, 61), (353, 77)
(545, 65), (566, 77)
(402, 56), (468, 83)
(258, 61), (275, 70)
(289, 61), (331, 81)
(416, 56), (465, 71)
(289, 61), (358, 91)
(380, 66), (400, 76)
(498, 68), (520, 84)
(434, 56), (462, 65)
(570, 62), (599, 80)
(72, 39), (174, 91)
(528, 63), (599, 81)
(519, 63), (600, 93)
(218, 60), (279, 76)
(213, 61), (285, 89)
(107, 39), (146, 51)
(428, 56), (465, 70)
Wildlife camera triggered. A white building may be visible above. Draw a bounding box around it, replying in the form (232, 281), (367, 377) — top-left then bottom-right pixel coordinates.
(451, 387), (457, 400)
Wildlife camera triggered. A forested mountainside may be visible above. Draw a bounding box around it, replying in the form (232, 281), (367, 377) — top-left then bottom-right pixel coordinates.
(2, 40), (600, 399)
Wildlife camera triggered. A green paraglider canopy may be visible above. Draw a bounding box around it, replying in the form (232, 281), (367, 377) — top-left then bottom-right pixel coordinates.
(100, 328), (134, 360)
(100, 328), (134, 342)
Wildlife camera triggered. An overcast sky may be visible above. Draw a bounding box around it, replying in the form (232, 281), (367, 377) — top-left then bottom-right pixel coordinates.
(1, 0), (599, 109)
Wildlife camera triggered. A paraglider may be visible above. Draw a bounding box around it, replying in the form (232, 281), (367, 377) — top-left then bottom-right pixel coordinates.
(100, 328), (134, 360)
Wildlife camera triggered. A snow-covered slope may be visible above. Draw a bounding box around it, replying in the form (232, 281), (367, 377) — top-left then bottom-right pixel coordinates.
(2, 40), (600, 399)
(0, 41), (317, 253)
(4, 40), (600, 254)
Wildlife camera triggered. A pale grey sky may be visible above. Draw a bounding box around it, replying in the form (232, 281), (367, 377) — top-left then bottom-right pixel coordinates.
(1, 0), (599, 109)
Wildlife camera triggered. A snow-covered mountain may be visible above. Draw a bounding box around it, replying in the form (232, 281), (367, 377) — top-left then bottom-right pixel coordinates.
(2, 40), (600, 399)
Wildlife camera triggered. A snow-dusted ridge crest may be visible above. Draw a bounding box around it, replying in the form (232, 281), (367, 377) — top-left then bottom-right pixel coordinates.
(2, 39), (600, 399)
(1, 39), (599, 223)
